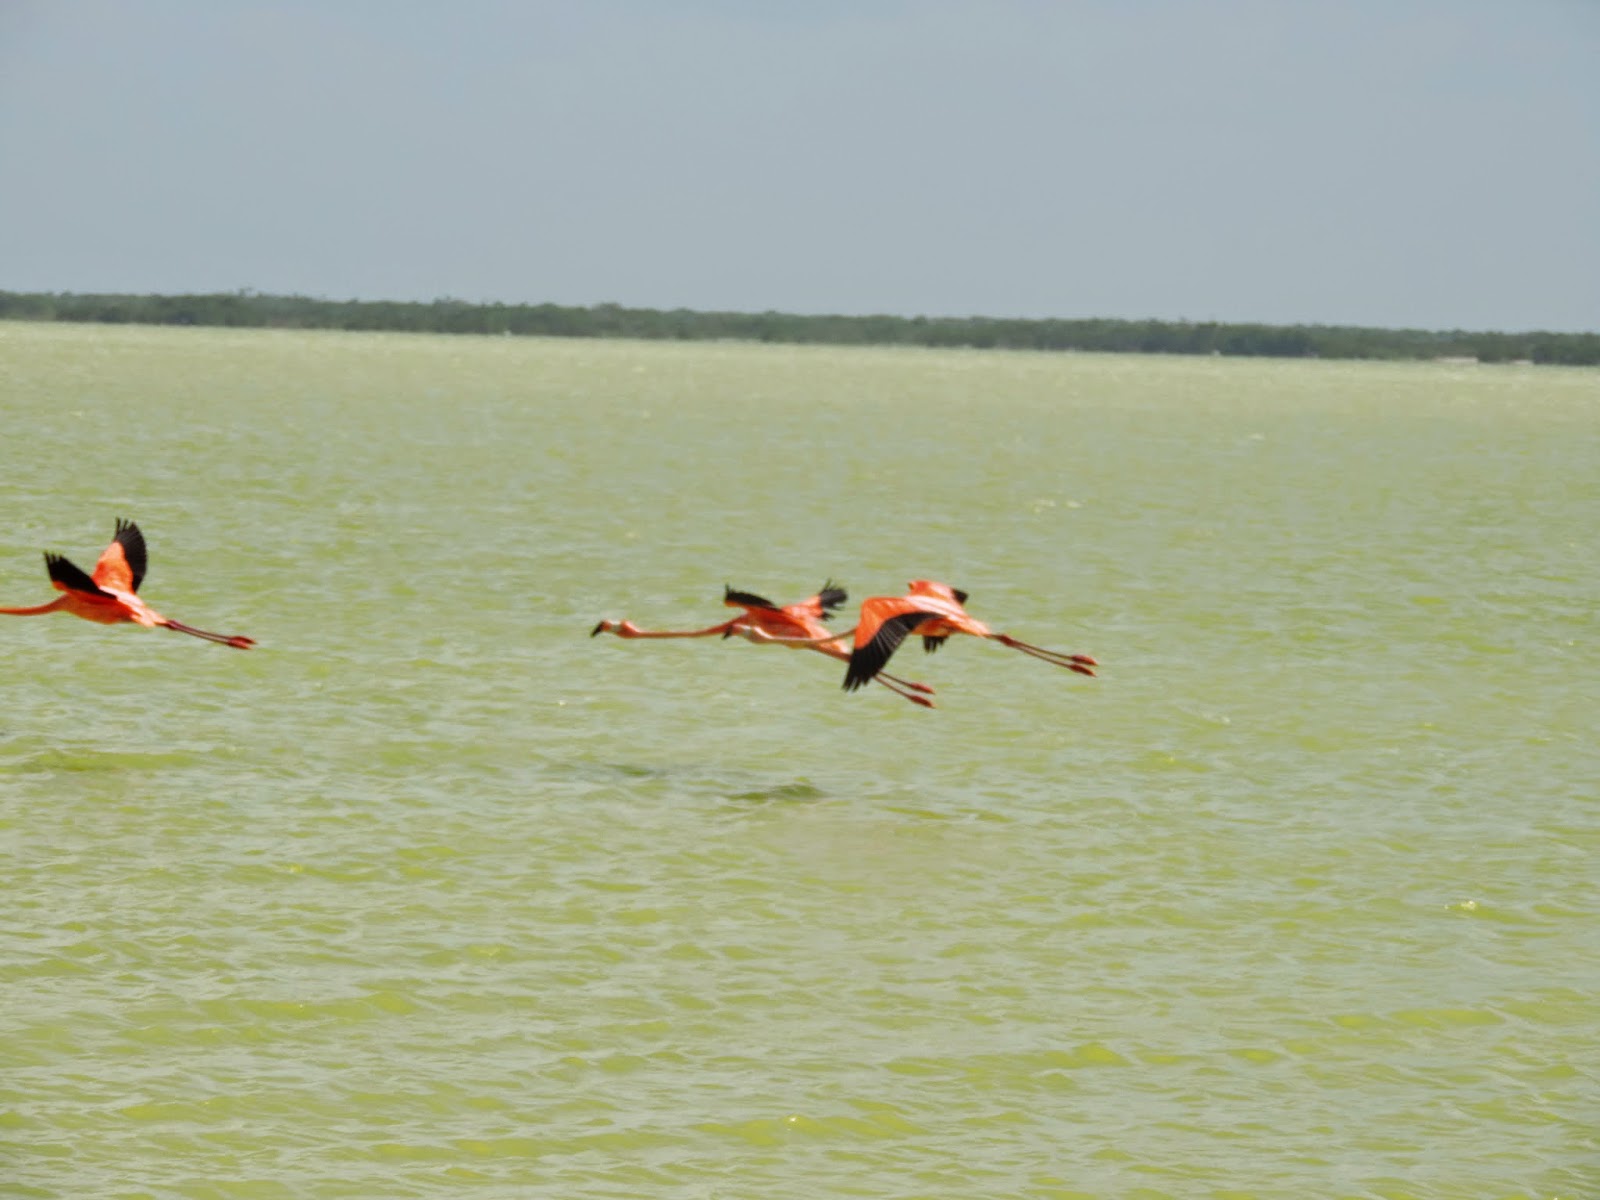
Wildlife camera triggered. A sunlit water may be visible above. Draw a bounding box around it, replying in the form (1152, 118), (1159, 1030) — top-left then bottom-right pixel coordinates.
(2, 323), (1596, 1199)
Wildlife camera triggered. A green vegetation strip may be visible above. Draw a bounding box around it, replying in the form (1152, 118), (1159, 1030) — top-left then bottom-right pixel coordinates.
(3, 290), (1595, 364)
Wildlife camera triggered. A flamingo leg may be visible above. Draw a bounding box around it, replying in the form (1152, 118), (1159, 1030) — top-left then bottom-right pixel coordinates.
(995, 634), (1097, 676)
(734, 626), (856, 649)
(798, 641), (937, 699)
(871, 673), (936, 708)
(161, 619), (256, 649)
(877, 668), (936, 695)
(723, 628), (935, 704)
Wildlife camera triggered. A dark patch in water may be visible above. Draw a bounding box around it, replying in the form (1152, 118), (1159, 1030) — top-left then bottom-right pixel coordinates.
(725, 782), (826, 804)
(18, 749), (200, 773)
(610, 763), (669, 779)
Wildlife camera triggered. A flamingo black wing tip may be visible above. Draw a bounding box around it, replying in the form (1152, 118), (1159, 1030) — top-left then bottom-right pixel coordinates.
(43, 552), (112, 597)
(110, 518), (148, 591)
(724, 585), (777, 610)
(842, 649), (886, 693)
(816, 580), (848, 617)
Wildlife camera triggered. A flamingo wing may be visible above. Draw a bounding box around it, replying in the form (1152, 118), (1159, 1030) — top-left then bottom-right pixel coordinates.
(724, 585), (778, 611)
(844, 609), (939, 692)
(786, 579), (848, 621)
(922, 634), (951, 654)
(907, 580), (970, 605)
(811, 580), (848, 619)
(92, 519), (147, 593)
(45, 553), (114, 598)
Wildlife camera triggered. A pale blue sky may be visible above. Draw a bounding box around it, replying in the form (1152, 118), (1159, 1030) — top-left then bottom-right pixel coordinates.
(2, 0), (1596, 331)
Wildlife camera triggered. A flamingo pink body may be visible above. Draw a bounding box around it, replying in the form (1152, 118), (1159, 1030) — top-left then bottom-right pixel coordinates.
(840, 579), (1097, 692)
(0, 520), (255, 649)
(592, 582), (935, 707)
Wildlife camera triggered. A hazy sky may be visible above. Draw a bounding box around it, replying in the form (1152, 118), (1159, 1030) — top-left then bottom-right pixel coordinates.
(2, 0), (1596, 331)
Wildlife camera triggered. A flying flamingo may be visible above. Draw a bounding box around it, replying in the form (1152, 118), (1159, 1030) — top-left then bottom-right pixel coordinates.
(743, 579), (1096, 693)
(0, 519), (256, 648)
(591, 582), (936, 707)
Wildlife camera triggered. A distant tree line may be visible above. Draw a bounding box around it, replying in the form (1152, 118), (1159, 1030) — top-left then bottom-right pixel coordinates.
(2, 289), (1596, 365)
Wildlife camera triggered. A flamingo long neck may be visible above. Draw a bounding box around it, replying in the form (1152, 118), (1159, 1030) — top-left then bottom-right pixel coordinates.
(626, 623), (733, 638)
(0, 597), (69, 616)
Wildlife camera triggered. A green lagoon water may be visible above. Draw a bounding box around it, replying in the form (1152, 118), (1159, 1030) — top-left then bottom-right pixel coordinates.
(1, 322), (1596, 1199)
